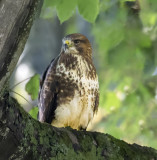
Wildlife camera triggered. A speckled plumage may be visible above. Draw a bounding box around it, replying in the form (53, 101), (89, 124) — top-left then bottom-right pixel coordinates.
(38, 33), (99, 130)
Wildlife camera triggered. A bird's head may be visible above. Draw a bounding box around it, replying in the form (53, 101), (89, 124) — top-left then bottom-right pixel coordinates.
(62, 33), (92, 58)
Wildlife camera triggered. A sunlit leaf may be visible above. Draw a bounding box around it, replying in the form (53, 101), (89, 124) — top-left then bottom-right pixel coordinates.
(29, 106), (39, 120)
(25, 74), (40, 100)
(78, 0), (99, 23)
(56, 0), (77, 23)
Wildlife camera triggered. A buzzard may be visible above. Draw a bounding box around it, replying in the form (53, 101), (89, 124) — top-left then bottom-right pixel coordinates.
(38, 33), (99, 130)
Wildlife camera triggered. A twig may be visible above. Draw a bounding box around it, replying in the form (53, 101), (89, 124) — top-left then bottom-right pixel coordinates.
(10, 90), (34, 107)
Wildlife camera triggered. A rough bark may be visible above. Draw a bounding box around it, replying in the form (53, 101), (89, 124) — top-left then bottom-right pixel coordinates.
(0, 0), (157, 159)
(0, 95), (157, 160)
(0, 0), (43, 94)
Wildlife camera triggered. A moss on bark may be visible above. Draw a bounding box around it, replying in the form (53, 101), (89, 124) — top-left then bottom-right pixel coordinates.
(0, 95), (157, 159)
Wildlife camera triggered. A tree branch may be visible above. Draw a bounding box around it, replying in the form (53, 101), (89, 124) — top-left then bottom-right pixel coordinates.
(0, 96), (157, 159)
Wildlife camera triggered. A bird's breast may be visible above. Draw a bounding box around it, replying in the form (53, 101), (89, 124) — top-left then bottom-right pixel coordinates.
(51, 55), (99, 129)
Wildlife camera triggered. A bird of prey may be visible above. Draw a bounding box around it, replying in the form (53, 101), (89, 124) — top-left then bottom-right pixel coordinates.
(38, 33), (99, 130)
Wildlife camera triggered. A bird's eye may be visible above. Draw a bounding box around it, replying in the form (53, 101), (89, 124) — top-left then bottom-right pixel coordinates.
(74, 40), (80, 44)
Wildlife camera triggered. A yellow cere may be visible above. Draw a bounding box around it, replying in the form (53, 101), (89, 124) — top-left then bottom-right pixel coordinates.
(65, 40), (70, 45)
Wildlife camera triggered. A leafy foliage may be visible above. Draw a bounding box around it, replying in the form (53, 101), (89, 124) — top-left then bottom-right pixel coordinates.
(41, 0), (99, 23)
(29, 106), (39, 120)
(91, 0), (157, 149)
(25, 74), (40, 100)
(56, 0), (77, 23)
(77, 0), (99, 23)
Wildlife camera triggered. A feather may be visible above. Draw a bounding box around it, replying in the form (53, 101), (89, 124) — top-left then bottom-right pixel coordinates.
(38, 33), (99, 130)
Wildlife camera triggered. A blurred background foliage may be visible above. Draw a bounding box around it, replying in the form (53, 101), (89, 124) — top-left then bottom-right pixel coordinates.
(10, 0), (157, 149)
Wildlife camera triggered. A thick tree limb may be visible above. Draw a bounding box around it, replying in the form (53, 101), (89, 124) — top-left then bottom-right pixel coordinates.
(0, 96), (157, 160)
(0, 0), (43, 94)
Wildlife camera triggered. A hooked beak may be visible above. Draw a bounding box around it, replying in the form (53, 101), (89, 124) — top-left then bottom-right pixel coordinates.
(63, 40), (72, 51)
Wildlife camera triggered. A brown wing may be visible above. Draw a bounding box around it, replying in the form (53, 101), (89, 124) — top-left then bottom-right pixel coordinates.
(94, 90), (99, 113)
(39, 58), (54, 89)
(38, 58), (59, 123)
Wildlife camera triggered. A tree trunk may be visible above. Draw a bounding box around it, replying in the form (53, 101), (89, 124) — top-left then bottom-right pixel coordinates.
(0, 0), (43, 94)
(0, 0), (157, 159)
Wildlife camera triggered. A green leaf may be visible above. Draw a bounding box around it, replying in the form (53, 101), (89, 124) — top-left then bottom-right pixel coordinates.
(43, 0), (58, 8)
(25, 74), (40, 100)
(78, 0), (99, 23)
(56, 0), (77, 23)
(29, 107), (39, 120)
